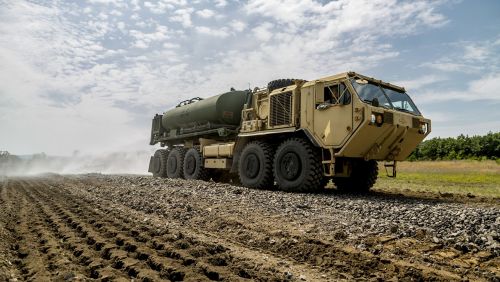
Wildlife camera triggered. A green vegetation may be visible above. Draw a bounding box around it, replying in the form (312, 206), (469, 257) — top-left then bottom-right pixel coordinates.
(408, 132), (500, 161)
(375, 161), (500, 198)
(379, 133), (500, 198)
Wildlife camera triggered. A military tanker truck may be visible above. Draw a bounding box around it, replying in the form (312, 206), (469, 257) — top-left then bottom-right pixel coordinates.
(148, 71), (431, 192)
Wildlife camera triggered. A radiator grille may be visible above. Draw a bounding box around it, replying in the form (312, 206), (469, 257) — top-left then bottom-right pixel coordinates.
(383, 111), (394, 124)
(270, 91), (293, 126)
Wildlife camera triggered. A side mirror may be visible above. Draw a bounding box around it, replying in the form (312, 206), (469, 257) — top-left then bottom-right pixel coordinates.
(372, 97), (379, 107)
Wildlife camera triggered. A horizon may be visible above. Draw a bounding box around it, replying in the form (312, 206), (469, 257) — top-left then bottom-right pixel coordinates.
(2, 131), (498, 157)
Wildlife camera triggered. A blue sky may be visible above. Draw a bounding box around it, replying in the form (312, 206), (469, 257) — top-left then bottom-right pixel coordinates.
(0, 0), (499, 155)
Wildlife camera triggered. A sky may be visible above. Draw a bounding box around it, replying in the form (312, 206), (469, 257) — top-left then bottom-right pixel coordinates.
(0, 0), (499, 156)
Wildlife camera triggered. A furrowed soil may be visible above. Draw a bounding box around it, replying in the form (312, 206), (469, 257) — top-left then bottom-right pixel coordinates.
(0, 175), (498, 281)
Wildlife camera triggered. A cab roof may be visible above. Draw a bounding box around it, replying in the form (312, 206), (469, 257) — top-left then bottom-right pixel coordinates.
(303, 71), (406, 92)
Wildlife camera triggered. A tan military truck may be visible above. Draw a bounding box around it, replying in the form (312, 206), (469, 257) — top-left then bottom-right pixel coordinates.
(149, 71), (431, 192)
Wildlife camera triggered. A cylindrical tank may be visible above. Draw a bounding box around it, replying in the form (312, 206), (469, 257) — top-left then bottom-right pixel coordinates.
(161, 90), (249, 131)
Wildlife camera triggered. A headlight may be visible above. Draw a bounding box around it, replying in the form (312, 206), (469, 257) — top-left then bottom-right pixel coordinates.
(420, 123), (428, 134)
(370, 114), (376, 124)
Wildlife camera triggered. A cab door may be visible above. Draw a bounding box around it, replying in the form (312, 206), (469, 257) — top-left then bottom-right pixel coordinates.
(312, 81), (353, 147)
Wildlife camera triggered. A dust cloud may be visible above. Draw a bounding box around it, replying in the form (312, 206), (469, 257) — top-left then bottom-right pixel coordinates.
(0, 150), (155, 176)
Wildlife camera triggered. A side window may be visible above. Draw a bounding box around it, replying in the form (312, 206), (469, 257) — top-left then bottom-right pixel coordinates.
(323, 83), (351, 105)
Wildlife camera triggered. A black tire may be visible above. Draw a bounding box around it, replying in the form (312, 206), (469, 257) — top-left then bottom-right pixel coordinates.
(183, 148), (209, 180)
(166, 147), (187, 179)
(333, 160), (378, 193)
(273, 138), (324, 192)
(238, 141), (274, 189)
(151, 149), (169, 178)
(267, 79), (296, 92)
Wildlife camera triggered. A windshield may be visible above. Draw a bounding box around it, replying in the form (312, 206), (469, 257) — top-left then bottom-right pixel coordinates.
(351, 79), (421, 115)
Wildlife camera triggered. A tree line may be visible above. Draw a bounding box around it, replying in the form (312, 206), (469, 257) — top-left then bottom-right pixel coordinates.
(408, 132), (500, 161)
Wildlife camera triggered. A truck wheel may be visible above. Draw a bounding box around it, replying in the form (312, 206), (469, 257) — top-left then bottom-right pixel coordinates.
(333, 160), (378, 193)
(151, 149), (169, 178)
(167, 147), (187, 179)
(267, 79), (296, 92)
(238, 141), (274, 189)
(273, 138), (324, 192)
(183, 148), (209, 180)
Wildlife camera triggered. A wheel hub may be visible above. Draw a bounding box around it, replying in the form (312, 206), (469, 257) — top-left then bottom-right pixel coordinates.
(244, 154), (260, 178)
(185, 155), (196, 175)
(280, 152), (301, 181)
(168, 157), (177, 173)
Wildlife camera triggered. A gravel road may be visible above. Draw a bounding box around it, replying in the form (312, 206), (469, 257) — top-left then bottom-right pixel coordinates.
(0, 174), (498, 281)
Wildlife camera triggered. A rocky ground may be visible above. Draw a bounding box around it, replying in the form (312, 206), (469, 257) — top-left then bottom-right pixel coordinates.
(0, 174), (498, 281)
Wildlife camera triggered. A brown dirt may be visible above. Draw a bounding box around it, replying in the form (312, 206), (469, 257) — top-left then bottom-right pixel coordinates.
(0, 175), (498, 281)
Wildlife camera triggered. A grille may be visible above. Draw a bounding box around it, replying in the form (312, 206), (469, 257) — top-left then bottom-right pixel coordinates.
(270, 91), (293, 126)
(384, 112), (394, 125)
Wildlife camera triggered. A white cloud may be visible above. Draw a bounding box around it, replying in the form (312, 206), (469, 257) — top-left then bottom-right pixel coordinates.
(116, 21), (126, 32)
(415, 73), (500, 104)
(252, 22), (274, 41)
(230, 20), (246, 32)
(395, 75), (447, 90)
(144, 1), (171, 14)
(88, 0), (125, 6)
(129, 25), (171, 48)
(214, 0), (227, 7)
(0, 1), (190, 155)
(232, 0), (450, 84)
(463, 44), (491, 61)
(133, 40), (149, 49)
(196, 9), (215, 19)
(420, 62), (473, 73)
(130, 0), (141, 11)
(162, 42), (180, 49)
(131, 13), (140, 20)
(170, 8), (193, 27)
(2, 0), (493, 157)
(245, 0), (448, 34)
(195, 26), (229, 38)
(109, 9), (123, 17)
(415, 6), (448, 27)
(421, 37), (500, 74)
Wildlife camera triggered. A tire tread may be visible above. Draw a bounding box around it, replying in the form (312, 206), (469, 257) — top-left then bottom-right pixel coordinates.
(274, 138), (324, 192)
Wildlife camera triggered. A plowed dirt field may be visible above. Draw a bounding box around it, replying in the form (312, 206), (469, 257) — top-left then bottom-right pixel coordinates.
(0, 175), (498, 281)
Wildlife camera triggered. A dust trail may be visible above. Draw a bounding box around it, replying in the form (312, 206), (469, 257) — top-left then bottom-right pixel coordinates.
(0, 150), (155, 175)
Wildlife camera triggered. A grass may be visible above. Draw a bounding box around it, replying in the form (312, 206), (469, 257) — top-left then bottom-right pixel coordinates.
(374, 160), (500, 198)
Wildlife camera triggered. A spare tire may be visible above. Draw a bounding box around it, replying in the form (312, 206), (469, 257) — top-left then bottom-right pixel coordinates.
(267, 79), (296, 92)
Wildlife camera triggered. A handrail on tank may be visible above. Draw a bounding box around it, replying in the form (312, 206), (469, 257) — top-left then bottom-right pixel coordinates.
(176, 97), (204, 108)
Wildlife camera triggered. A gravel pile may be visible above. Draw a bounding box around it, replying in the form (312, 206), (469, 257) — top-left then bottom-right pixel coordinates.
(75, 174), (499, 255)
